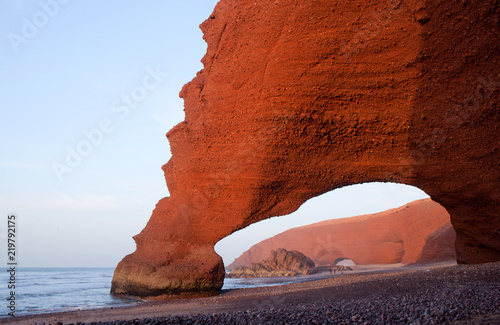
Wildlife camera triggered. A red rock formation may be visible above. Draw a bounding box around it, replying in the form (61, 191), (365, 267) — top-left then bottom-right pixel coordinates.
(227, 248), (317, 278)
(112, 0), (500, 298)
(417, 222), (457, 264)
(228, 199), (456, 269)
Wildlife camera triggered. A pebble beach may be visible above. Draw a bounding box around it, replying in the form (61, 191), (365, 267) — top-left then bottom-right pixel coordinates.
(2, 262), (499, 325)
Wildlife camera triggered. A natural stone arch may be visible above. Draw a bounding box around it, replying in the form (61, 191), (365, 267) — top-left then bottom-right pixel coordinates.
(111, 0), (500, 299)
(314, 248), (345, 267)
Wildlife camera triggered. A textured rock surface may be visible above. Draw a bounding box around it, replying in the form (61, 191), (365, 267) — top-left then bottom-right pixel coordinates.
(417, 222), (456, 264)
(227, 248), (317, 278)
(228, 199), (456, 269)
(112, 0), (500, 298)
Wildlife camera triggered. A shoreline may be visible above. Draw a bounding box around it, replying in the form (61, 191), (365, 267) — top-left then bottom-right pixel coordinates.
(2, 261), (498, 324)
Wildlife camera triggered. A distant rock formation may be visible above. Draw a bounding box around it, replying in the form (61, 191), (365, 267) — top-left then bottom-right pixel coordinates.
(227, 249), (317, 278)
(228, 199), (456, 270)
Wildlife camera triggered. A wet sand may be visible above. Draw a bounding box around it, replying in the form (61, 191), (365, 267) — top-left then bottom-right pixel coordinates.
(2, 261), (499, 324)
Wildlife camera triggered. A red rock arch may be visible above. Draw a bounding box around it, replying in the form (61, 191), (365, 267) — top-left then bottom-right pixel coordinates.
(111, 0), (500, 298)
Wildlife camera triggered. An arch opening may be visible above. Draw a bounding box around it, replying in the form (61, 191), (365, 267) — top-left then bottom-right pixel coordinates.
(335, 258), (356, 267)
(215, 182), (456, 274)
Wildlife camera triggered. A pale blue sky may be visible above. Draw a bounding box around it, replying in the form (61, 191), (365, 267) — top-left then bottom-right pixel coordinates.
(0, 1), (428, 267)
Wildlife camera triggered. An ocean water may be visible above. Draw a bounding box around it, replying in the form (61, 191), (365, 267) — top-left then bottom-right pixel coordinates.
(0, 267), (137, 317)
(0, 267), (317, 317)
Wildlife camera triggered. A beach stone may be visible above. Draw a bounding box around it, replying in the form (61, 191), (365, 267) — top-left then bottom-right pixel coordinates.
(228, 248), (317, 278)
(112, 0), (500, 298)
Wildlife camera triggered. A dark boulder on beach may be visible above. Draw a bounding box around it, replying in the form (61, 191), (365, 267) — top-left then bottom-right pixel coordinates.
(227, 248), (317, 278)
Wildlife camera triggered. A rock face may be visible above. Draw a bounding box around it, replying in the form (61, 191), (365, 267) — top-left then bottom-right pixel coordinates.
(418, 222), (457, 263)
(227, 248), (317, 278)
(112, 0), (500, 298)
(228, 199), (456, 270)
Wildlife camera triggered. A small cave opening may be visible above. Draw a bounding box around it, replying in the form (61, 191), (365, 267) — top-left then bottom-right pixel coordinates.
(335, 258), (356, 267)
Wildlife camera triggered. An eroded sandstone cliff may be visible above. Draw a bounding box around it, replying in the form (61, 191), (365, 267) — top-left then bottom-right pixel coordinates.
(228, 199), (456, 269)
(112, 0), (500, 298)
